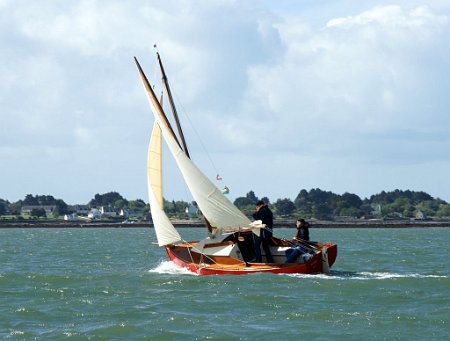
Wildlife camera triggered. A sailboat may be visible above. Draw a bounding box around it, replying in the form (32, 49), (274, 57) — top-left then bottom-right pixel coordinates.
(135, 55), (337, 275)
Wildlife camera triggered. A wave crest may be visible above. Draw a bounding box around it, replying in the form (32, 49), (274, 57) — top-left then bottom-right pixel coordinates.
(149, 261), (196, 275)
(287, 271), (447, 280)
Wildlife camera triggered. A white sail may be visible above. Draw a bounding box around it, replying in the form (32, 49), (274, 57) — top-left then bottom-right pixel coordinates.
(147, 121), (182, 246)
(136, 58), (251, 232)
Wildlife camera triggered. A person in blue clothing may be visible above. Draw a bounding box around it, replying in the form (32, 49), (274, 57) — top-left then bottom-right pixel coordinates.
(285, 243), (313, 263)
(285, 218), (313, 263)
(252, 200), (274, 263)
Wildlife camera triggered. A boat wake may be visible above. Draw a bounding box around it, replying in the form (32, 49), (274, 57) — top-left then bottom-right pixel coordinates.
(149, 261), (196, 275)
(286, 271), (447, 280)
(351, 272), (447, 280)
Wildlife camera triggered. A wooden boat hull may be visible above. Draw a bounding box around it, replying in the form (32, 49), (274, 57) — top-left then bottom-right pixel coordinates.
(165, 241), (337, 276)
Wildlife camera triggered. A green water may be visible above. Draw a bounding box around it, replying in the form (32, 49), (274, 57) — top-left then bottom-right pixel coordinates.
(0, 227), (448, 340)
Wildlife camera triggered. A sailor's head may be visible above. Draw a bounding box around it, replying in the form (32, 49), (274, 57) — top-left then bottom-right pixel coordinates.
(256, 200), (265, 207)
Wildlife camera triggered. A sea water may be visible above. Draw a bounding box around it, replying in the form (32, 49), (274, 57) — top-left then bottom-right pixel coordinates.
(0, 227), (448, 340)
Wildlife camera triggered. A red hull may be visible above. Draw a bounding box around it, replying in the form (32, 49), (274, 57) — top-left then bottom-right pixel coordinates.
(164, 242), (337, 276)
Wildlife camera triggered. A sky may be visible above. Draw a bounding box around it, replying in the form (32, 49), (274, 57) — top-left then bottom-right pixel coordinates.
(1, 0), (450, 205)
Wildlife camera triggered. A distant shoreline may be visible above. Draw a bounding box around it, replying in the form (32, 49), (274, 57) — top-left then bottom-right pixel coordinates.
(1, 219), (450, 228)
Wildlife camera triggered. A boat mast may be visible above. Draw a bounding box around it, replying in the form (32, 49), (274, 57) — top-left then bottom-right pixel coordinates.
(156, 52), (191, 158)
(156, 52), (215, 234)
(134, 57), (182, 150)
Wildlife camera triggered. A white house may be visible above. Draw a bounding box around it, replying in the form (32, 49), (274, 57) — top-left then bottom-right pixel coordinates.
(371, 204), (382, 217)
(185, 202), (199, 218)
(88, 208), (102, 220)
(69, 205), (90, 215)
(64, 213), (79, 221)
(99, 206), (117, 217)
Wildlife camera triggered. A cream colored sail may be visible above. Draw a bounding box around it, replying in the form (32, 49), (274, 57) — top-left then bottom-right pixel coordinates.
(136, 58), (251, 232)
(147, 121), (181, 246)
(148, 122), (163, 206)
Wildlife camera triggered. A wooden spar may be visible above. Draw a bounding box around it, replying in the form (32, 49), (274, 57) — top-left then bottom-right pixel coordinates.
(134, 57), (182, 150)
(158, 93), (164, 208)
(156, 52), (191, 158)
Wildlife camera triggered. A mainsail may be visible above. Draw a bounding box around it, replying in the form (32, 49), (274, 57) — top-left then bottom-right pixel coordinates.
(136, 57), (251, 232)
(147, 121), (181, 246)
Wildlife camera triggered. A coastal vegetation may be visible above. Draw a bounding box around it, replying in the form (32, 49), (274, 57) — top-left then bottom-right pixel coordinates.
(233, 189), (450, 220)
(1, 188), (450, 222)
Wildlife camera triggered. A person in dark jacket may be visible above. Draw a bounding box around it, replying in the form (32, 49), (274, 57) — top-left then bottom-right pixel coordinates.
(294, 218), (310, 241)
(252, 200), (274, 263)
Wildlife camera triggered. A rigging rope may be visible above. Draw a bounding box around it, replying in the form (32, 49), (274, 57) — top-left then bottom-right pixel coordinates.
(151, 44), (221, 181)
(170, 89), (222, 180)
(182, 240), (221, 267)
(152, 44), (160, 89)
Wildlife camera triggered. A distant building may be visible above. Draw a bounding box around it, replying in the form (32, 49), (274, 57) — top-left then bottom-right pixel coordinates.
(88, 208), (102, 220)
(119, 209), (128, 218)
(21, 205), (58, 218)
(185, 202), (199, 218)
(68, 205), (90, 216)
(64, 213), (79, 221)
(119, 209), (144, 219)
(415, 210), (427, 220)
(99, 206), (117, 217)
(371, 204), (382, 217)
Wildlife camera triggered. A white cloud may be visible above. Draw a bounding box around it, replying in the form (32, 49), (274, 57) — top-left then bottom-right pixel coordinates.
(232, 5), (450, 158)
(326, 5), (447, 29)
(1, 1), (450, 203)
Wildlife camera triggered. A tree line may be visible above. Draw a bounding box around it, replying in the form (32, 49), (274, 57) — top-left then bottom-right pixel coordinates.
(1, 188), (449, 220)
(0, 192), (149, 218)
(233, 189), (450, 220)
